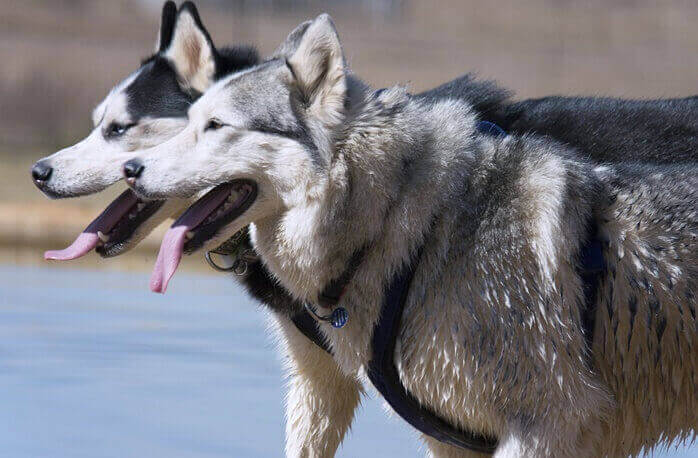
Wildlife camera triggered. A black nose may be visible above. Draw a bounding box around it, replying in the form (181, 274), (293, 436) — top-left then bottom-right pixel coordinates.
(123, 160), (144, 180)
(31, 161), (53, 183)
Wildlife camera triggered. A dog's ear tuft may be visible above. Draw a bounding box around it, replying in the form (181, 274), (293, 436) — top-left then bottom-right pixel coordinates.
(287, 14), (346, 126)
(272, 20), (313, 59)
(164, 1), (218, 93)
(155, 1), (177, 53)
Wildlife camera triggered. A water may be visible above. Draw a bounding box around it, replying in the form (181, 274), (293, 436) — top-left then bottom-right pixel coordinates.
(0, 265), (694, 457)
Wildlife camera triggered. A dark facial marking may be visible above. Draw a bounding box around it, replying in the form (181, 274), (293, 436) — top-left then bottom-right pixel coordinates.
(225, 59), (320, 163)
(126, 57), (194, 122)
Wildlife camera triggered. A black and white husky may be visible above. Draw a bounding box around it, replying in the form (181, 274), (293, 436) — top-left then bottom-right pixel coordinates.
(125, 15), (697, 457)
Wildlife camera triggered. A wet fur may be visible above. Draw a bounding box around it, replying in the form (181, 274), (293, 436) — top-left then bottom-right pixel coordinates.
(254, 83), (698, 457)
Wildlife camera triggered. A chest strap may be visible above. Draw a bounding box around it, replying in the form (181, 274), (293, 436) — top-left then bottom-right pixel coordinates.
(366, 249), (499, 454)
(296, 244), (497, 452)
(364, 219), (605, 453)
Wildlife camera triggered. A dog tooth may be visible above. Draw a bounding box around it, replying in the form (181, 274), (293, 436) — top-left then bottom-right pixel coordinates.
(136, 203), (146, 211)
(97, 231), (110, 243)
(186, 231), (195, 240)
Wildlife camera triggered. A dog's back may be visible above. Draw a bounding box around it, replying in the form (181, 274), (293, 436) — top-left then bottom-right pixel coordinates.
(417, 75), (698, 164)
(495, 96), (698, 163)
(592, 163), (698, 455)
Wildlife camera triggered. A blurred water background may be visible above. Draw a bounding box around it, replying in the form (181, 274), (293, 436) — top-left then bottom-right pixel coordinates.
(0, 265), (424, 457)
(1, 0), (696, 456)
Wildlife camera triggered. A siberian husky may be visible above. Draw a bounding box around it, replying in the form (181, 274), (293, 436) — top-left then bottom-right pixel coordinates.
(124, 15), (697, 457)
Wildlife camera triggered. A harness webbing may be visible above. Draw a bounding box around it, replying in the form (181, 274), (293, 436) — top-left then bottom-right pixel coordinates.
(290, 311), (332, 354)
(579, 222), (605, 356)
(366, 247), (499, 453)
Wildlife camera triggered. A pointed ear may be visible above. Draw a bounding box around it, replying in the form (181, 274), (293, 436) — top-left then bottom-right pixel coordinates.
(287, 15), (346, 125)
(154, 1), (177, 53)
(271, 20), (312, 59)
(163, 2), (218, 93)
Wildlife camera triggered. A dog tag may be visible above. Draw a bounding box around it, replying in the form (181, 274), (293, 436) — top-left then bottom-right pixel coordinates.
(330, 307), (349, 328)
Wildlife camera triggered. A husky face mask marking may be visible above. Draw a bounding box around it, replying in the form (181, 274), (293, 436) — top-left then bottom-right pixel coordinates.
(36, 1), (259, 260)
(126, 15), (347, 292)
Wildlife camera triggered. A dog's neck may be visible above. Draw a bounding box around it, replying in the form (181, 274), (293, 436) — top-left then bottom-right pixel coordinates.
(252, 80), (482, 305)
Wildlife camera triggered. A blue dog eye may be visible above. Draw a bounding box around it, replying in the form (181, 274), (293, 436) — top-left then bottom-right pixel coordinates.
(105, 123), (132, 138)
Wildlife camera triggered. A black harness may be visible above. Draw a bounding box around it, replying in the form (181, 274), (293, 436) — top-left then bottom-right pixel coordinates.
(210, 121), (606, 455)
(366, 247), (499, 453)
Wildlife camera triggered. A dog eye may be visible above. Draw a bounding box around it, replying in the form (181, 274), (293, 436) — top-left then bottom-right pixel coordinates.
(205, 118), (225, 132)
(105, 122), (133, 138)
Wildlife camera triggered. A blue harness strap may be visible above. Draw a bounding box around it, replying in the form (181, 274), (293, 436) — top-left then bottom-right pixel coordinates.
(364, 222), (605, 454)
(477, 120), (507, 138)
(578, 222), (605, 355)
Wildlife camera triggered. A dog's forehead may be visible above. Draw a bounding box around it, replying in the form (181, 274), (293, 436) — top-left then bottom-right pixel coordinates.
(190, 60), (284, 117)
(226, 60), (287, 100)
(92, 58), (193, 127)
(220, 60), (294, 123)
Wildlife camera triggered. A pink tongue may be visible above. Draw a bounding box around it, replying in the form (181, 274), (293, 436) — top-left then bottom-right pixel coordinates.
(150, 184), (233, 294)
(44, 190), (138, 261)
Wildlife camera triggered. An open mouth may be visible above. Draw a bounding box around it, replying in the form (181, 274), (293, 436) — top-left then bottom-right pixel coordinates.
(44, 189), (164, 261)
(150, 180), (257, 293)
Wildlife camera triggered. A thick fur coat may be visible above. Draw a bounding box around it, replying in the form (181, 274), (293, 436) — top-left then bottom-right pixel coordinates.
(126, 15), (697, 457)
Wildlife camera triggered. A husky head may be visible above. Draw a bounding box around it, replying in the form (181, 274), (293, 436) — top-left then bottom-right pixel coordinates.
(124, 14), (352, 292)
(33, 1), (259, 260)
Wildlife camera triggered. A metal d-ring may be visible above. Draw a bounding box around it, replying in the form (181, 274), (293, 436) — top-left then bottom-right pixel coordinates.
(205, 251), (248, 276)
(232, 259), (248, 276)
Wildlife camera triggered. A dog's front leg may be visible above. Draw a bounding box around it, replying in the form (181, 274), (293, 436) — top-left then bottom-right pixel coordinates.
(274, 314), (362, 458)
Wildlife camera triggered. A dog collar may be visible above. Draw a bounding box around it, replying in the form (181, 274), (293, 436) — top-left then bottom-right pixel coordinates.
(205, 227), (258, 275)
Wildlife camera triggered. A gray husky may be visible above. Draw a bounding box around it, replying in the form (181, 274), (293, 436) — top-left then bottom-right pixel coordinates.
(124, 15), (697, 457)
